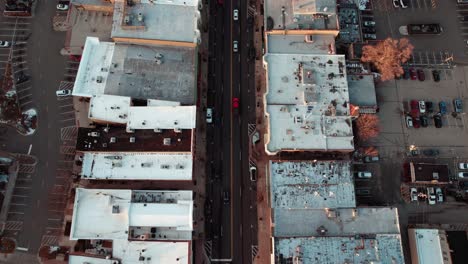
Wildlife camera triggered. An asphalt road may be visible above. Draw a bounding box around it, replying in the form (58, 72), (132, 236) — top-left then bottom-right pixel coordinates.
(206, 0), (257, 263)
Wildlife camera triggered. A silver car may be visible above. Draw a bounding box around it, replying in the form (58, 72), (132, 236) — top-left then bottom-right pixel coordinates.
(233, 41), (238, 53)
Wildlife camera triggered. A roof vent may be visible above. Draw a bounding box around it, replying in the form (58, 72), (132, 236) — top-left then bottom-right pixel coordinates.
(96, 76), (103, 83)
(137, 13), (144, 22)
(161, 164), (170, 169)
(124, 15), (130, 25)
(154, 128), (162, 133)
(110, 137), (116, 143)
(112, 205), (120, 214)
(163, 138), (171, 145)
(129, 137), (136, 143)
(174, 128), (181, 133)
(141, 162), (152, 168)
(176, 164), (184, 169)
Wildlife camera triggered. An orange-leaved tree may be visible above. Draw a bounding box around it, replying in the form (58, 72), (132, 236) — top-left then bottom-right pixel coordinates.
(355, 114), (380, 141)
(361, 38), (414, 81)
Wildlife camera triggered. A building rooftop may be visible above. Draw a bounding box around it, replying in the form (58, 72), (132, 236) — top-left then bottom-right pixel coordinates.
(81, 152), (193, 180)
(274, 207), (400, 237)
(69, 255), (116, 264)
(127, 106), (196, 130)
(270, 161), (355, 209)
(89, 94), (131, 124)
(73, 37), (196, 104)
(111, 0), (200, 44)
(70, 188), (193, 240)
(347, 74), (377, 108)
(408, 229), (448, 264)
(76, 126), (193, 152)
(266, 34), (335, 55)
(265, 0), (338, 31)
(409, 162), (450, 183)
(275, 234), (404, 263)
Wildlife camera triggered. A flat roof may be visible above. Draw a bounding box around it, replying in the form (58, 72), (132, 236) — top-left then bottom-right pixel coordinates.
(265, 0), (338, 31)
(266, 34), (335, 54)
(69, 255), (116, 264)
(409, 229), (445, 264)
(270, 161), (356, 209)
(347, 74), (377, 107)
(127, 106), (196, 130)
(88, 94), (131, 124)
(111, 0), (200, 43)
(73, 37), (196, 104)
(113, 240), (190, 264)
(410, 162), (450, 183)
(76, 126), (193, 152)
(264, 53), (354, 153)
(81, 152), (193, 180)
(274, 207), (400, 237)
(147, 99), (181, 106)
(70, 188), (193, 240)
(275, 234), (404, 263)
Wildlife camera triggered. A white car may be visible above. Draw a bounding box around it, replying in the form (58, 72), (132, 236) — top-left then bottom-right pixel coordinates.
(459, 163), (468, 170)
(356, 171), (372, 178)
(406, 115), (413, 127)
(435, 187), (443, 203)
(410, 188), (418, 202)
(400, 0), (409, 8)
(427, 187), (436, 205)
(233, 9), (239, 21)
(419, 101), (426, 113)
(233, 41), (238, 53)
(459, 172), (468, 178)
(393, 0), (400, 8)
(57, 4), (69, 11)
(250, 166), (257, 181)
(56, 89), (72, 97)
(0, 41), (10, 48)
(206, 108), (213, 124)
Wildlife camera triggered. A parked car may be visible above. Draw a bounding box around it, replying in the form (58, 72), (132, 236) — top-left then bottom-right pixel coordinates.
(420, 115), (428, 127)
(233, 40), (238, 52)
(459, 163), (468, 170)
(363, 34), (377, 40)
(233, 9), (239, 20)
(419, 101), (426, 113)
(435, 188), (443, 203)
(206, 108), (213, 124)
(362, 27), (376, 34)
(363, 21), (376, 27)
(393, 0), (400, 8)
(249, 166), (257, 181)
(439, 101), (447, 115)
(410, 100), (419, 112)
(426, 187), (436, 205)
(433, 114), (442, 128)
(432, 70), (440, 82)
(454, 98), (463, 113)
(56, 89), (72, 97)
(458, 172), (468, 178)
(417, 69), (425, 81)
(406, 115), (413, 127)
(0, 41), (10, 48)
(400, 0), (409, 8)
(407, 24), (443, 35)
(364, 156), (380, 163)
(403, 68), (410, 79)
(223, 190), (230, 204)
(423, 149), (440, 156)
(409, 68), (417, 80)
(410, 188), (418, 202)
(232, 97), (239, 109)
(356, 189), (371, 195)
(426, 101), (434, 113)
(356, 172), (372, 178)
(413, 116), (421, 128)
(56, 3), (69, 11)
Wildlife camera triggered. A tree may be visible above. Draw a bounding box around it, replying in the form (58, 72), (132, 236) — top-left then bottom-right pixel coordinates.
(355, 114), (380, 141)
(361, 38), (414, 81)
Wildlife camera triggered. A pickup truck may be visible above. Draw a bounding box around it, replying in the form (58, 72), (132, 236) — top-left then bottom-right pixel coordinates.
(399, 24), (443, 35)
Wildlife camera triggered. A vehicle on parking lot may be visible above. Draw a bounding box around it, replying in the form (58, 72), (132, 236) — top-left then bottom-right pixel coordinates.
(418, 101), (426, 113)
(363, 21), (376, 27)
(433, 114), (442, 128)
(459, 163), (468, 170)
(364, 156), (379, 163)
(362, 27), (376, 34)
(233, 40), (238, 52)
(406, 115), (413, 127)
(56, 89), (72, 97)
(356, 189), (371, 195)
(426, 187), (436, 205)
(410, 188), (418, 202)
(250, 166), (257, 181)
(233, 9), (239, 20)
(422, 149), (440, 156)
(363, 34), (377, 40)
(435, 187), (443, 202)
(453, 98), (463, 113)
(400, 0), (409, 8)
(417, 69), (425, 81)
(232, 97), (239, 109)
(356, 171), (372, 178)
(420, 115), (428, 127)
(413, 116), (421, 128)
(392, 0), (399, 7)
(432, 70), (440, 82)
(223, 190), (230, 204)
(57, 3), (69, 11)
(458, 172), (468, 178)
(0, 41), (10, 48)
(206, 108), (213, 124)
(410, 100), (419, 112)
(409, 68), (417, 80)
(439, 101), (447, 115)
(406, 24), (443, 35)
(403, 68), (410, 79)
(425, 101), (434, 113)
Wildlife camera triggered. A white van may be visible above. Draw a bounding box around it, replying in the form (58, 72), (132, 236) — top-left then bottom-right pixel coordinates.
(206, 108), (213, 123)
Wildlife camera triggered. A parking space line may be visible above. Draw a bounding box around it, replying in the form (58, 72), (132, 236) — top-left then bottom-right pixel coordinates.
(60, 118), (75, 122)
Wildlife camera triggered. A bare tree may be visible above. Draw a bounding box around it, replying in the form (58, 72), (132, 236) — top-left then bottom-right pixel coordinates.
(355, 114), (380, 141)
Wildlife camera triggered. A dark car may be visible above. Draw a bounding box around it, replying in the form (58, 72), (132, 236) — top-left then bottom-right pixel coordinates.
(407, 24), (443, 35)
(433, 114), (442, 128)
(432, 70), (440, 82)
(356, 189), (371, 196)
(409, 68), (417, 80)
(417, 69), (425, 81)
(362, 27), (376, 34)
(423, 149), (440, 156)
(439, 101), (447, 115)
(413, 116), (421, 128)
(454, 98), (463, 113)
(403, 68), (410, 79)
(223, 190), (230, 204)
(426, 101), (434, 113)
(421, 115), (428, 127)
(410, 100), (419, 113)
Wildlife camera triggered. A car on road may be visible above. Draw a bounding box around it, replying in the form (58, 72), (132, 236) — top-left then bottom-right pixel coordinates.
(233, 9), (239, 21)
(439, 101), (447, 115)
(420, 115), (428, 127)
(417, 69), (425, 81)
(356, 189), (371, 195)
(356, 171), (372, 178)
(427, 187), (436, 205)
(400, 0), (409, 8)
(56, 89), (72, 97)
(232, 97), (239, 109)
(0, 41), (10, 48)
(410, 188), (418, 202)
(406, 115), (413, 127)
(459, 163), (468, 170)
(233, 40), (238, 53)
(206, 108), (213, 124)
(363, 21), (376, 27)
(409, 68), (417, 80)
(413, 116), (421, 128)
(435, 187), (443, 203)
(250, 166), (257, 181)
(223, 191), (230, 204)
(56, 3), (69, 11)
(453, 98), (463, 113)
(425, 101), (434, 113)
(432, 70), (440, 82)
(403, 68), (410, 79)
(363, 34), (377, 40)
(418, 101), (426, 113)
(364, 156), (379, 163)
(433, 114), (442, 128)
(459, 172), (468, 178)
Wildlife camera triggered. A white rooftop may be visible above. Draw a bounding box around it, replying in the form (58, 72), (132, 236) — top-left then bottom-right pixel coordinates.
(70, 189), (193, 240)
(270, 161), (355, 209)
(81, 152), (193, 180)
(88, 94), (131, 124)
(275, 234), (404, 264)
(409, 229), (446, 264)
(68, 255), (117, 264)
(147, 99), (181, 106)
(113, 240), (190, 264)
(127, 106), (196, 130)
(111, 0), (200, 44)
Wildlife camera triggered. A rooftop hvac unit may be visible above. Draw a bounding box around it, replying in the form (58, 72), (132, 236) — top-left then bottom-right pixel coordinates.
(112, 205), (120, 214)
(126, 128), (135, 133)
(141, 162), (152, 168)
(161, 165), (170, 169)
(154, 128), (162, 133)
(129, 137), (136, 143)
(112, 162), (122, 167)
(96, 76), (103, 83)
(163, 138), (171, 145)
(110, 137), (116, 143)
(174, 128), (181, 133)
(137, 13), (144, 22)
(176, 164), (184, 169)
(124, 15), (130, 25)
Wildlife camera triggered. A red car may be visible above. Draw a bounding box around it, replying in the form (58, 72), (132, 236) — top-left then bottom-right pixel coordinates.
(410, 100), (419, 113)
(413, 116), (421, 128)
(417, 69), (425, 81)
(233, 97), (239, 108)
(409, 68), (417, 80)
